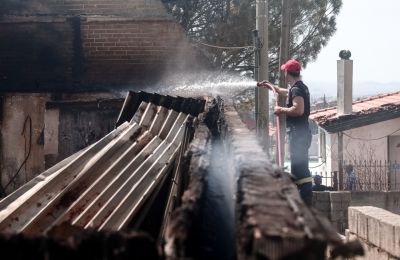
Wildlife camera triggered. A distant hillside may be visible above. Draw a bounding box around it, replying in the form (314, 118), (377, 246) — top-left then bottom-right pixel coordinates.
(307, 81), (400, 100)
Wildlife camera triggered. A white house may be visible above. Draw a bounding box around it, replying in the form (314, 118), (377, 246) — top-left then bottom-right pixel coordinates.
(310, 91), (400, 190)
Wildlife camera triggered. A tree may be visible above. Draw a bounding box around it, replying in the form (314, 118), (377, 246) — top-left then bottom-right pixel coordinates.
(162, 0), (342, 81)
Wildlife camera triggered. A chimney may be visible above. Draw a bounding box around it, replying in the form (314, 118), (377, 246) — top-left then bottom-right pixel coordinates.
(337, 50), (353, 115)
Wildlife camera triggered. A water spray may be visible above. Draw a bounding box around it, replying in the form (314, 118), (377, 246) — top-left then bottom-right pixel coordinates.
(161, 80), (257, 97)
(144, 72), (258, 97)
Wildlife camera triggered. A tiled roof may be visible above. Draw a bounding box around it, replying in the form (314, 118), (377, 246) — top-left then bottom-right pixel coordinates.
(310, 91), (400, 127)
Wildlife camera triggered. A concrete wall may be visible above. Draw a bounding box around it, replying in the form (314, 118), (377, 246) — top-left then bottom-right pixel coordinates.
(0, 93), (50, 194)
(314, 118), (400, 186)
(313, 191), (400, 233)
(347, 206), (400, 259)
(0, 0), (200, 90)
(0, 92), (123, 196)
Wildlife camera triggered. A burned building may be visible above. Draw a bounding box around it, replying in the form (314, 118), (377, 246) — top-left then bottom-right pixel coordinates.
(0, 0), (201, 195)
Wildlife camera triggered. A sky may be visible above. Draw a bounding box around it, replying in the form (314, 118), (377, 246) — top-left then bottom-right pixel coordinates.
(302, 0), (400, 98)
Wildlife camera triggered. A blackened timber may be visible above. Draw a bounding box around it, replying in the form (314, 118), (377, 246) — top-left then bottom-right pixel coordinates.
(172, 96), (185, 112)
(0, 225), (159, 260)
(150, 93), (162, 106)
(115, 92), (205, 128)
(46, 98), (124, 110)
(115, 91), (136, 127)
(164, 123), (211, 259)
(221, 100), (363, 259)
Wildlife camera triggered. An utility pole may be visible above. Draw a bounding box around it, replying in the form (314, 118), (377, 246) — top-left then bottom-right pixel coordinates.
(255, 0), (269, 151)
(278, 0), (291, 165)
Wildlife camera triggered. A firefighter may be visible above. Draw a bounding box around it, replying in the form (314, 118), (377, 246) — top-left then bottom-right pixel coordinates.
(258, 59), (313, 206)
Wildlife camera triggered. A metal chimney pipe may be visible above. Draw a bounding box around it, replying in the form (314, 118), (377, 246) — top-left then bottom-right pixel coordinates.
(337, 50), (353, 115)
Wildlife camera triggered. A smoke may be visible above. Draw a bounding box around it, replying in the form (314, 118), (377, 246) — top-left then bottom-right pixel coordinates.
(146, 30), (257, 98)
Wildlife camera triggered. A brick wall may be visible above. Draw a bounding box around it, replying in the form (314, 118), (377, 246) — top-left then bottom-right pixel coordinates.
(81, 19), (193, 86)
(52, 0), (168, 17)
(1, 0), (169, 18)
(0, 0), (201, 90)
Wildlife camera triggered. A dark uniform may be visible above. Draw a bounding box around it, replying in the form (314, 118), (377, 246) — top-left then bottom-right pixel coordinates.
(286, 80), (313, 205)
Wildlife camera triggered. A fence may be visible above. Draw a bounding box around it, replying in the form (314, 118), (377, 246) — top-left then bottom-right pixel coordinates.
(311, 160), (400, 191)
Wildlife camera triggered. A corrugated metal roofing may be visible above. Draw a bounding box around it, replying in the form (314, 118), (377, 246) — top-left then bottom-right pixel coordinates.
(310, 91), (400, 124)
(0, 92), (205, 236)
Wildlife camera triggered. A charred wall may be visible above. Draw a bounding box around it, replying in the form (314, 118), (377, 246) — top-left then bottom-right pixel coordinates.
(0, 19), (74, 90)
(45, 98), (123, 168)
(0, 0), (201, 91)
(0, 92), (123, 196)
(0, 0), (169, 17)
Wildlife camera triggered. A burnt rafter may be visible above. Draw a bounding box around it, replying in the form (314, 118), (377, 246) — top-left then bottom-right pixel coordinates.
(115, 91), (205, 128)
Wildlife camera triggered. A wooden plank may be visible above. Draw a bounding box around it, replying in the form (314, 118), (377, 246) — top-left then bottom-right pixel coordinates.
(43, 129), (155, 232)
(99, 116), (189, 231)
(0, 122), (130, 233)
(20, 99), (161, 234)
(101, 145), (180, 231)
(159, 110), (180, 139)
(0, 147), (85, 211)
(85, 115), (189, 230)
(71, 136), (163, 228)
(149, 106), (170, 135)
(20, 123), (144, 235)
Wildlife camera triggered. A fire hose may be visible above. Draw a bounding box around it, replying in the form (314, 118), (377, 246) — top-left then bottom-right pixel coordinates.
(257, 82), (283, 167)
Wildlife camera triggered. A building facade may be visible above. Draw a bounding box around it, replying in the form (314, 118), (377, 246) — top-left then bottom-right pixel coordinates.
(310, 91), (400, 190)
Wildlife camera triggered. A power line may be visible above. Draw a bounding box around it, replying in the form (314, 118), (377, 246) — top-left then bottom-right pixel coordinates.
(309, 160), (325, 168)
(191, 39), (254, 50)
(343, 127), (400, 141)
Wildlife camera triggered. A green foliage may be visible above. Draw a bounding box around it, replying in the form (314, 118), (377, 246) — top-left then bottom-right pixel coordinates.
(163, 0), (342, 80)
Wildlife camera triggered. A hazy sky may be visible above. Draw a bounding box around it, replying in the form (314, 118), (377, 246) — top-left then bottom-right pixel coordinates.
(302, 0), (400, 84)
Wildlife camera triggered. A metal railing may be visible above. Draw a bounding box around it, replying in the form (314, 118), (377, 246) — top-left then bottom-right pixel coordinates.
(311, 160), (400, 191)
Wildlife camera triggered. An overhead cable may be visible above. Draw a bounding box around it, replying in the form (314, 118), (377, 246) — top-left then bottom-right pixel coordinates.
(192, 40), (254, 50)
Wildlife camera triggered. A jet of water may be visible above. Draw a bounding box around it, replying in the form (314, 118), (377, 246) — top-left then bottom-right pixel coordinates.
(153, 78), (257, 97)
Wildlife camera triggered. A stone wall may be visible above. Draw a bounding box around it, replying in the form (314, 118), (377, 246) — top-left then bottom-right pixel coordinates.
(347, 206), (400, 259)
(313, 191), (400, 233)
